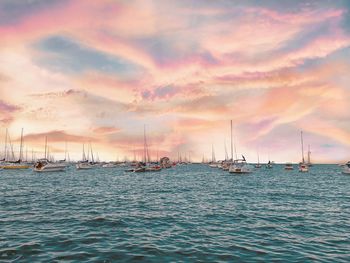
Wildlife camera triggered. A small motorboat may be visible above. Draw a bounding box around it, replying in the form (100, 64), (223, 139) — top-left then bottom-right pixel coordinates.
(102, 163), (117, 168)
(76, 161), (94, 170)
(284, 163), (294, 170)
(34, 159), (66, 172)
(342, 161), (350, 174)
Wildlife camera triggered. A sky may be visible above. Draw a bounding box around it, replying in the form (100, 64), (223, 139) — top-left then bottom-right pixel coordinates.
(0, 0), (349, 163)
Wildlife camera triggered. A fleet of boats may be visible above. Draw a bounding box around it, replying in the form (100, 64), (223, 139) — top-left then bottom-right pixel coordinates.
(0, 125), (349, 175)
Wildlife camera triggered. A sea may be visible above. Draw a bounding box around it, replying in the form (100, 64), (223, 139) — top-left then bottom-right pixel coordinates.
(1, 164), (349, 262)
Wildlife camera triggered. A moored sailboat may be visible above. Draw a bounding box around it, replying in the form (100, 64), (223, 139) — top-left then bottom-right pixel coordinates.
(265, 160), (273, 169)
(76, 143), (94, 170)
(284, 163), (294, 170)
(342, 161), (350, 174)
(307, 145), (313, 167)
(298, 131), (309, 173)
(255, 152), (262, 168)
(229, 155), (253, 174)
(2, 128), (30, 169)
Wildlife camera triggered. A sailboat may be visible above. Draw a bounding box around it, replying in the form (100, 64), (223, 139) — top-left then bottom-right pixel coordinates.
(209, 144), (217, 168)
(133, 125), (161, 172)
(228, 120), (253, 174)
(255, 152), (262, 168)
(34, 136), (67, 172)
(265, 160), (273, 169)
(76, 143), (94, 170)
(284, 163), (294, 170)
(222, 121), (234, 171)
(307, 145), (313, 167)
(2, 128), (30, 169)
(342, 161), (350, 174)
(298, 131), (309, 172)
(229, 155), (253, 174)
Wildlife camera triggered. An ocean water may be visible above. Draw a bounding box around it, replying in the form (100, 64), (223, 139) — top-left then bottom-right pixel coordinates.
(1, 164), (349, 262)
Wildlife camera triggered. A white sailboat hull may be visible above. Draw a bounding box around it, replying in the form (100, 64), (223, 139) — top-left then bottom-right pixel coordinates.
(342, 167), (350, 174)
(229, 164), (252, 174)
(102, 163), (117, 168)
(76, 163), (93, 170)
(34, 162), (66, 172)
(298, 164), (309, 172)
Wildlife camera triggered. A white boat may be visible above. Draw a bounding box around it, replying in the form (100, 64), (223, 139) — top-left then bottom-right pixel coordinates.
(1, 128), (30, 169)
(342, 161), (350, 174)
(266, 161), (273, 169)
(298, 131), (309, 173)
(284, 163), (294, 170)
(229, 158), (253, 174)
(34, 159), (66, 172)
(102, 163), (117, 168)
(76, 161), (94, 170)
(76, 143), (95, 170)
(222, 162), (230, 171)
(299, 163), (309, 172)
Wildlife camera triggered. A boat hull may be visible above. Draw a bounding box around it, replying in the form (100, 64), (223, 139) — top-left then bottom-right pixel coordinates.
(298, 164), (309, 172)
(76, 163), (93, 170)
(34, 162), (66, 172)
(2, 165), (30, 169)
(34, 167), (65, 172)
(342, 168), (350, 174)
(228, 166), (252, 174)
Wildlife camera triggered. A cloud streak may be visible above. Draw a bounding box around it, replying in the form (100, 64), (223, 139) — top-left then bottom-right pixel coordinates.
(0, 0), (349, 162)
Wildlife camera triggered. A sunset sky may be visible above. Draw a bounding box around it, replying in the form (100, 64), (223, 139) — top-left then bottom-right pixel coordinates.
(0, 0), (350, 163)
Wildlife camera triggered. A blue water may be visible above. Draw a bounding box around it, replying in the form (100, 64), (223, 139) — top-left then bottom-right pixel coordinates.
(1, 164), (350, 262)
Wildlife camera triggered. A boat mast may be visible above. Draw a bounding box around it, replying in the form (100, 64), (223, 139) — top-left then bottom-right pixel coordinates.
(143, 125), (146, 163)
(19, 128), (24, 162)
(230, 120), (233, 161)
(8, 134), (15, 161)
(86, 143), (90, 162)
(65, 141), (67, 161)
(211, 144), (216, 162)
(143, 125), (150, 163)
(90, 142), (94, 163)
(224, 139), (228, 161)
(307, 145), (311, 164)
(82, 144), (86, 161)
(3, 128), (8, 161)
(44, 136), (48, 159)
(300, 131), (305, 163)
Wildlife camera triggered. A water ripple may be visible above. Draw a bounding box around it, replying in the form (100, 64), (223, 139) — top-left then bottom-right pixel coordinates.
(1, 164), (350, 262)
